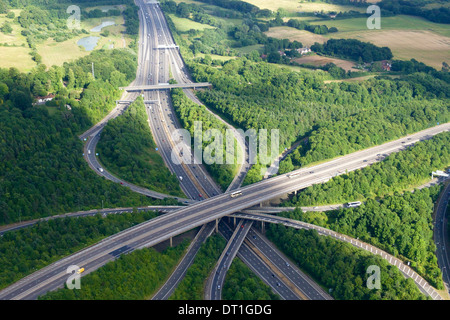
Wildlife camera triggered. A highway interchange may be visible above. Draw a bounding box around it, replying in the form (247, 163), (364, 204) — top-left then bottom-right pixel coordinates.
(0, 0), (449, 301)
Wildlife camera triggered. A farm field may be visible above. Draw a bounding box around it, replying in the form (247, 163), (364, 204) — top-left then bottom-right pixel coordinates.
(35, 35), (93, 68)
(324, 15), (450, 37)
(0, 46), (35, 71)
(293, 54), (356, 71)
(36, 13), (130, 68)
(0, 10), (35, 71)
(245, 0), (366, 14)
(265, 26), (326, 47)
(169, 14), (215, 32)
(265, 15), (450, 69)
(195, 52), (236, 62)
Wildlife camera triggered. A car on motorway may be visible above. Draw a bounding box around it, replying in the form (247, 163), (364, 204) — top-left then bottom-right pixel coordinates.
(217, 285), (221, 290)
(98, 167), (104, 173)
(77, 267), (85, 274)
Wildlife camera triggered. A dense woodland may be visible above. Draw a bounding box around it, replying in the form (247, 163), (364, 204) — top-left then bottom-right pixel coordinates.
(170, 88), (239, 190)
(378, 0), (450, 24)
(97, 97), (184, 196)
(311, 39), (393, 63)
(0, 211), (159, 290)
(285, 132), (450, 206)
(40, 240), (189, 299)
(0, 48), (158, 225)
(0, 0), (449, 300)
(187, 58), (449, 184)
(266, 226), (428, 300)
(282, 185), (444, 289)
(0, 1), (167, 225)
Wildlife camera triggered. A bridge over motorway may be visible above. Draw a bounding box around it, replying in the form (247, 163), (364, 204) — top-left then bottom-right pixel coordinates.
(120, 82), (212, 92)
(234, 212), (444, 300)
(115, 100), (159, 104)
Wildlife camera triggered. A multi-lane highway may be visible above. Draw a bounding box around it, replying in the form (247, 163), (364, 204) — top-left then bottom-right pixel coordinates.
(151, 222), (216, 300)
(234, 211), (444, 300)
(141, 1), (221, 200)
(208, 219), (254, 300)
(1, 0), (448, 301)
(209, 220), (302, 300)
(138, 0), (308, 300)
(1, 122), (448, 300)
(434, 181), (450, 294)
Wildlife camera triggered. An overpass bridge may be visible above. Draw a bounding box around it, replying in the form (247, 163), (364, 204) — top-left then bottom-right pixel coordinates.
(120, 82), (212, 92)
(156, 44), (179, 49)
(234, 212), (444, 300)
(115, 100), (159, 104)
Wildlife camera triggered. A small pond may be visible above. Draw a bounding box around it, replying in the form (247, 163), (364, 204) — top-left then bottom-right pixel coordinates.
(77, 36), (100, 51)
(90, 20), (116, 32)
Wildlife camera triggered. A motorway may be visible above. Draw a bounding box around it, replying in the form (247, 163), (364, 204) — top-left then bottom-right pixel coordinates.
(1, 0), (448, 301)
(0, 0), (327, 300)
(151, 222), (216, 300)
(1, 122), (448, 300)
(208, 219), (255, 300)
(234, 211), (444, 300)
(139, 0), (309, 300)
(145, 3), (314, 300)
(141, 1), (221, 200)
(207, 219), (332, 300)
(433, 181), (450, 294)
(211, 220), (301, 300)
(0, 205), (343, 236)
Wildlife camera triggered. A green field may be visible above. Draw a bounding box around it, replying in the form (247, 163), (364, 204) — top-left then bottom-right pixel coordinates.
(0, 7), (134, 71)
(234, 44), (264, 54)
(245, 0), (366, 14)
(324, 15), (450, 37)
(196, 52), (236, 62)
(168, 14), (215, 32)
(36, 14), (130, 68)
(324, 15), (450, 69)
(266, 14), (450, 69)
(0, 10), (35, 71)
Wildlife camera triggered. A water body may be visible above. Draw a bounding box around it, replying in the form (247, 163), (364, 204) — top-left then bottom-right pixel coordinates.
(90, 20), (116, 33)
(77, 36), (100, 51)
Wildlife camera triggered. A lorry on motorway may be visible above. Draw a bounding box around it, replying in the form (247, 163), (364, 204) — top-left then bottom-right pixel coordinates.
(230, 191), (242, 198)
(346, 201), (362, 208)
(287, 171), (301, 178)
